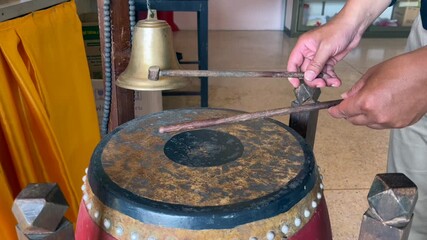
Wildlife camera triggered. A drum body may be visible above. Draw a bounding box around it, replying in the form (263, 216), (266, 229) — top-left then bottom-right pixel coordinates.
(75, 108), (332, 240)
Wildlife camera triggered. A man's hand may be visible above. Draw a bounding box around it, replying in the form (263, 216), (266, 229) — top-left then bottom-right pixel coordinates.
(287, 0), (391, 88)
(328, 46), (427, 129)
(287, 20), (361, 88)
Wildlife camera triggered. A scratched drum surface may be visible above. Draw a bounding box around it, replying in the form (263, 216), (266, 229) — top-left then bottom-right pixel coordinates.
(99, 108), (309, 206)
(88, 108), (316, 230)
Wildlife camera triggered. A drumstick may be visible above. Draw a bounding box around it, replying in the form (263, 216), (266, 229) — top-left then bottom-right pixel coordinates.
(159, 99), (342, 133)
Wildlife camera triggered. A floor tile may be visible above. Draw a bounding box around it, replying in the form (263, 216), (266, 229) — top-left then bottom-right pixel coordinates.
(325, 189), (370, 240)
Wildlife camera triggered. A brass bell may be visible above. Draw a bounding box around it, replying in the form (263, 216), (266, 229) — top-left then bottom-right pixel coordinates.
(116, 12), (191, 91)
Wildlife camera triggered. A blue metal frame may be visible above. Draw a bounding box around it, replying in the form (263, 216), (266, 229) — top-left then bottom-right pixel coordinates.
(135, 0), (209, 107)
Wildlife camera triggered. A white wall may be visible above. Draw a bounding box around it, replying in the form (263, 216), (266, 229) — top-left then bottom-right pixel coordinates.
(174, 0), (286, 30)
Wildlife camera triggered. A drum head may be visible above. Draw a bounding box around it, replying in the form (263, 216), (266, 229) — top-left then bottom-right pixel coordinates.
(88, 108), (316, 230)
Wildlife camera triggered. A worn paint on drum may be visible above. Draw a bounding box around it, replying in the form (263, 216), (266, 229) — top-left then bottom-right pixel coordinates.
(87, 108), (317, 230)
(78, 174), (328, 239)
(100, 109), (307, 206)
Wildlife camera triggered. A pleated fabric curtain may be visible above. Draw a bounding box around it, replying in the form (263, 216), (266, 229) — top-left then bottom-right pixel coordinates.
(0, 1), (100, 238)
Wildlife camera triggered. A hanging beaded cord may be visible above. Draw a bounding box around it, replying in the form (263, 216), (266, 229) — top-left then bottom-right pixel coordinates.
(100, 0), (138, 135)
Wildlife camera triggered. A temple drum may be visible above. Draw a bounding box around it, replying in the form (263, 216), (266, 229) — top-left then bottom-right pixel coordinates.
(75, 108), (332, 240)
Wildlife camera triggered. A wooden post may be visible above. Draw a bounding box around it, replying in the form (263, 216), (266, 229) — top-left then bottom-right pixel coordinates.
(97, 0), (135, 131)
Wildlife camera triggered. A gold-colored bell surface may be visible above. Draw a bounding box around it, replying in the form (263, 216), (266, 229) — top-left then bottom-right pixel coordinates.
(116, 12), (191, 91)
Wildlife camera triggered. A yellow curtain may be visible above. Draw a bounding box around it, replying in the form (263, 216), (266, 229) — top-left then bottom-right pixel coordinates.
(0, 1), (100, 238)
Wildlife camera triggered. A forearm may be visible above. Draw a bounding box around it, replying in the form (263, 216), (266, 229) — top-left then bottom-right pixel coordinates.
(335, 0), (393, 36)
(398, 45), (427, 82)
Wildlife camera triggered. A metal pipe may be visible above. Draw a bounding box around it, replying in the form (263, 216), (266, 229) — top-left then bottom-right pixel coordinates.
(148, 66), (313, 81)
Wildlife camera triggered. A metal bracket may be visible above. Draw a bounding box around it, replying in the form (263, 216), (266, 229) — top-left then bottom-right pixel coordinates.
(358, 173), (418, 240)
(12, 183), (74, 240)
(289, 84), (321, 148)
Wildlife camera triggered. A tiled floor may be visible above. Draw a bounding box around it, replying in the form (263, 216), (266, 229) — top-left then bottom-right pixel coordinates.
(165, 30), (407, 239)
